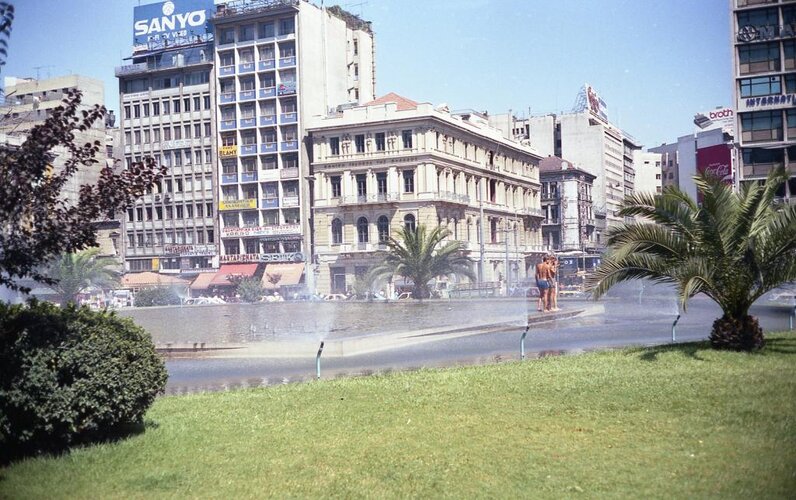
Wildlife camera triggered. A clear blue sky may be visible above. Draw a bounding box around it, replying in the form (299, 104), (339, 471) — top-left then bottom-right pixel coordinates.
(4, 0), (730, 148)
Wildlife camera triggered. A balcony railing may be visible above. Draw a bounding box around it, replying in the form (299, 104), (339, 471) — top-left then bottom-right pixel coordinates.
(517, 207), (544, 217)
(282, 195), (299, 207)
(219, 65), (235, 76)
(220, 119), (236, 131)
(261, 197), (279, 209)
(279, 56), (296, 67)
(280, 111), (297, 123)
(222, 173), (238, 184)
(239, 90), (256, 101)
(259, 87), (276, 98)
(258, 59), (275, 71)
(238, 62), (255, 73)
(239, 117), (256, 128)
(240, 144), (257, 155)
(260, 142), (277, 153)
(259, 114), (276, 126)
(340, 193), (399, 205)
(280, 140), (298, 151)
(220, 92), (236, 104)
(435, 191), (470, 204)
(241, 171), (258, 182)
(280, 167), (299, 179)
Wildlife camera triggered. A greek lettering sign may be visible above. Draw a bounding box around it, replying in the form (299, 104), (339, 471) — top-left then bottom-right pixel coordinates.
(219, 145), (238, 157)
(219, 253), (261, 263)
(219, 199), (257, 211)
(164, 244), (216, 256)
(133, 0), (214, 46)
(221, 224), (302, 238)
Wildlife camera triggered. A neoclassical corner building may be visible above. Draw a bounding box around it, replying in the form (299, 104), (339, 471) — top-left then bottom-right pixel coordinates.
(307, 93), (545, 295)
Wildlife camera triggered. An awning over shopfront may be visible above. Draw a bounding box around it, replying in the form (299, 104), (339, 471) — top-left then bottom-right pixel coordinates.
(210, 264), (259, 286)
(190, 272), (218, 291)
(121, 271), (191, 289)
(262, 263), (305, 289)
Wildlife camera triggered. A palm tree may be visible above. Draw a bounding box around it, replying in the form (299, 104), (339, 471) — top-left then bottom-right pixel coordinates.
(587, 166), (796, 351)
(43, 248), (120, 306)
(372, 224), (475, 299)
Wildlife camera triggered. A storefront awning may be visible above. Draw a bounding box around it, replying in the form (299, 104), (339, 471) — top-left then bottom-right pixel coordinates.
(190, 272), (218, 291)
(210, 264), (259, 286)
(262, 263), (305, 289)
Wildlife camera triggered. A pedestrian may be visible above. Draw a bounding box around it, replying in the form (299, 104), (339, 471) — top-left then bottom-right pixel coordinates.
(535, 256), (551, 311)
(549, 255), (560, 311)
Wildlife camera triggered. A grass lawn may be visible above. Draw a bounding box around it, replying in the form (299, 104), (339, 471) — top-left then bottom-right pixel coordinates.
(1, 333), (795, 499)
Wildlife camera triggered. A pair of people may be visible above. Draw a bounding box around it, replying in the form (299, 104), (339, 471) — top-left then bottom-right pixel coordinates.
(535, 255), (559, 312)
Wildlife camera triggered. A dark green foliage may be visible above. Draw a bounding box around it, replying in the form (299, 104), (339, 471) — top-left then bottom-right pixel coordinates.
(709, 315), (765, 351)
(133, 287), (181, 307)
(236, 277), (264, 303)
(0, 300), (167, 462)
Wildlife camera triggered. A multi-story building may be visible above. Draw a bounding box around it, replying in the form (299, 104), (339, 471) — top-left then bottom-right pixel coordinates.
(1, 75), (107, 204)
(633, 151), (663, 195)
(211, 0), (375, 291)
(116, 0), (218, 276)
(538, 157), (596, 252)
(732, 0), (796, 202)
(308, 93), (544, 295)
(649, 141), (680, 189)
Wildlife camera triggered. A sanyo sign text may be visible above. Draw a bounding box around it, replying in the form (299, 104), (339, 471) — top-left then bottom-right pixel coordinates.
(133, 0), (214, 45)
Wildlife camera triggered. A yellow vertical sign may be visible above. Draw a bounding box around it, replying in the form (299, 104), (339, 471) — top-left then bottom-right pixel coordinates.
(151, 258), (160, 271)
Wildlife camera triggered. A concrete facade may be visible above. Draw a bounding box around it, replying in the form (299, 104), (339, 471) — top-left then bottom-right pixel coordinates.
(308, 94), (544, 296)
(732, 0), (796, 202)
(539, 157), (596, 252)
(633, 151), (663, 195)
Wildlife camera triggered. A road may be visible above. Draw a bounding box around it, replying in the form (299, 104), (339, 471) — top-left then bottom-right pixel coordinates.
(163, 297), (794, 394)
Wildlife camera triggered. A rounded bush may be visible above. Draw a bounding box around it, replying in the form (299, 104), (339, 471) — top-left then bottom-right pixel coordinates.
(134, 287), (181, 307)
(0, 300), (167, 461)
(709, 314), (765, 351)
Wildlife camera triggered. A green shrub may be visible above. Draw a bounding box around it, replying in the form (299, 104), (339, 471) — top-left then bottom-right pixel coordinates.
(236, 277), (264, 303)
(133, 287), (181, 307)
(0, 300), (167, 462)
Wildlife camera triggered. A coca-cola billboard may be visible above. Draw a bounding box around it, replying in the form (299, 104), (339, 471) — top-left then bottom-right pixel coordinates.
(696, 144), (733, 203)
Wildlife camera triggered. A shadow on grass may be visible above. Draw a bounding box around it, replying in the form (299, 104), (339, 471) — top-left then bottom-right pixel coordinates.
(0, 419), (159, 470)
(632, 332), (796, 362)
(753, 335), (796, 355)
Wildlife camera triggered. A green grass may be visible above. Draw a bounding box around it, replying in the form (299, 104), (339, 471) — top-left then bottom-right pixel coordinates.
(2, 334), (795, 499)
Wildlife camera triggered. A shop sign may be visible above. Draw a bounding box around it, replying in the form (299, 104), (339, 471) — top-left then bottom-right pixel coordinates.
(219, 253), (261, 263)
(219, 145), (238, 157)
(164, 244), (216, 256)
(219, 199), (257, 211)
(736, 23), (796, 43)
(133, 0), (213, 45)
(221, 224), (301, 238)
(260, 252), (304, 263)
(741, 94), (796, 110)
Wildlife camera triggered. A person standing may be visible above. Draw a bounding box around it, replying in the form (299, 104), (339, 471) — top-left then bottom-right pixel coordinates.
(535, 256), (551, 311)
(549, 256), (560, 311)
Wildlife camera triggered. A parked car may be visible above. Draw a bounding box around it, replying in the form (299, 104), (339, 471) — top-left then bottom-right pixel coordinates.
(324, 293), (348, 301)
(396, 292), (413, 300)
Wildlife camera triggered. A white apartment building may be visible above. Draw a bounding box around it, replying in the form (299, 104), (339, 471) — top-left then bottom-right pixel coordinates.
(212, 0), (375, 291)
(633, 151), (663, 195)
(308, 94), (544, 295)
(116, 0), (218, 275)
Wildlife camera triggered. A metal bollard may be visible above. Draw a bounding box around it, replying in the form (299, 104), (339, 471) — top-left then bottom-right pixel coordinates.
(790, 305), (795, 330)
(520, 323), (530, 360)
(315, 341), (325, 380)
(672, 314), (681, 343)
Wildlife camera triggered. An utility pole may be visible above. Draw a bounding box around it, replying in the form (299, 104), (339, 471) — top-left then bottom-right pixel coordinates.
(478, 179), (485, 285)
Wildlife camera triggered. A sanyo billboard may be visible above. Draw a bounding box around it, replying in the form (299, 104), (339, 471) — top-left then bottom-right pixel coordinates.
(133, 0), (214, 45)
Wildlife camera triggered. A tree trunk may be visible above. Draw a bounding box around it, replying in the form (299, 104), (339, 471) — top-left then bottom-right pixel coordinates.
(708, 314), (765, 351)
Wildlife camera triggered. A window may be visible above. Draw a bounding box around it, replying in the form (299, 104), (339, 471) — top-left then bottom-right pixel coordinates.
(143, 103), (149, 117)
(403, 169), (415, 193)
(377, 215), (389, 242)
(259, 45), (275, 61)
(331, 218), (343, 244)
(330, 137), (340, 155)
(356, 174), (367, 196)
(357, 217), (369, 243)
(240, 78), (255, 91)
(220, 28), (235, 44)
(375, 132), (385, 151)
(240, 24), (255, 41)
(353, 38), (359, 55)
(377, 172), (387, 194)
(239, 48), (254, 63)
(280, 42), (295, 58)
(739, 76), (781, 98)
(401, 129), (413, 149)
(404, 214), (416, 233)
(331, 175), (341, 197)
(741, 110), (783, 142)
(220, 51), (234, 67)
(736, 7), (778, 30)
(124, 106), (130, 119)
(153, 102), (160, 115)
(738, 42), (780, 75)
(259, 22), (274, 38)
(133, 105), (140, 118)
(355, 134), (365, 153)
(193, 96), (200, 110)
(279, 18), (295, 35)
(262, 155), (277, 170)
(162, 100), (170, 114)
(173, 99), (181, 113)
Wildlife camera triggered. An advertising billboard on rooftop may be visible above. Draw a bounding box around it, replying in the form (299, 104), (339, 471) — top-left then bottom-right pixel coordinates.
(133, 0), (214, 46)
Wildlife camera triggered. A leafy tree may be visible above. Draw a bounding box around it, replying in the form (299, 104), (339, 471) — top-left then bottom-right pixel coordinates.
(0, 90), (165, 292)
(588, 167), (796, 351)
(0, 2), (13, 72)
(372, 224), (475, 299)
(133, 287), (181, 307)
(42, 248), (119, 306)
(237, 277), (264, 303)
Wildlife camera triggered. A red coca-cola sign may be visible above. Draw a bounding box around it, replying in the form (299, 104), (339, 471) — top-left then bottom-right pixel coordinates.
(696, 144), (732, 203)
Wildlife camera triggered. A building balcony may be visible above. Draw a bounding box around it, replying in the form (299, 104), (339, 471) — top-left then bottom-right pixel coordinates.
(259, 87), (276, 99)
(281, 140), (299, 151)
(222, 173), (238, 184)
(282, 195), (299, 208)
(260, 142), (278, 153)
(279, 56), (296, 67)
(220, 92), (236, 104)
(238, 90), (256, 101)
(517, 206), (544, 218)
(261, 197), (279, 209)
(339, 192), (399, 205)
(280, 167), (299, 179)
(220, 119), (236, 131)
(277, 82), (296, 96)
(434, 191), (470, 205)
(219, 66), (235, 77)
(542, 218), (560, 225)
(238, 62), (255, 73)
(239, 117), (256, 128)
(241, 171), (258, 183)
(240, 144), (257, 155)
(259, 115), (276, 126)
(280, 111), (297, 124)
(258, 59), (275, 71)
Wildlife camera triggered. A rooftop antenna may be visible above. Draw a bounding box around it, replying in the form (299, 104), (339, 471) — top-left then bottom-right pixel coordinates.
(32, 65), (53, 80)
(342, 1), (369, 16)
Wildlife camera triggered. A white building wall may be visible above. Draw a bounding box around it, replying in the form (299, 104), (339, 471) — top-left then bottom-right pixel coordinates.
(633, 151), (662, 195)
(562, 179), (581, 249)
